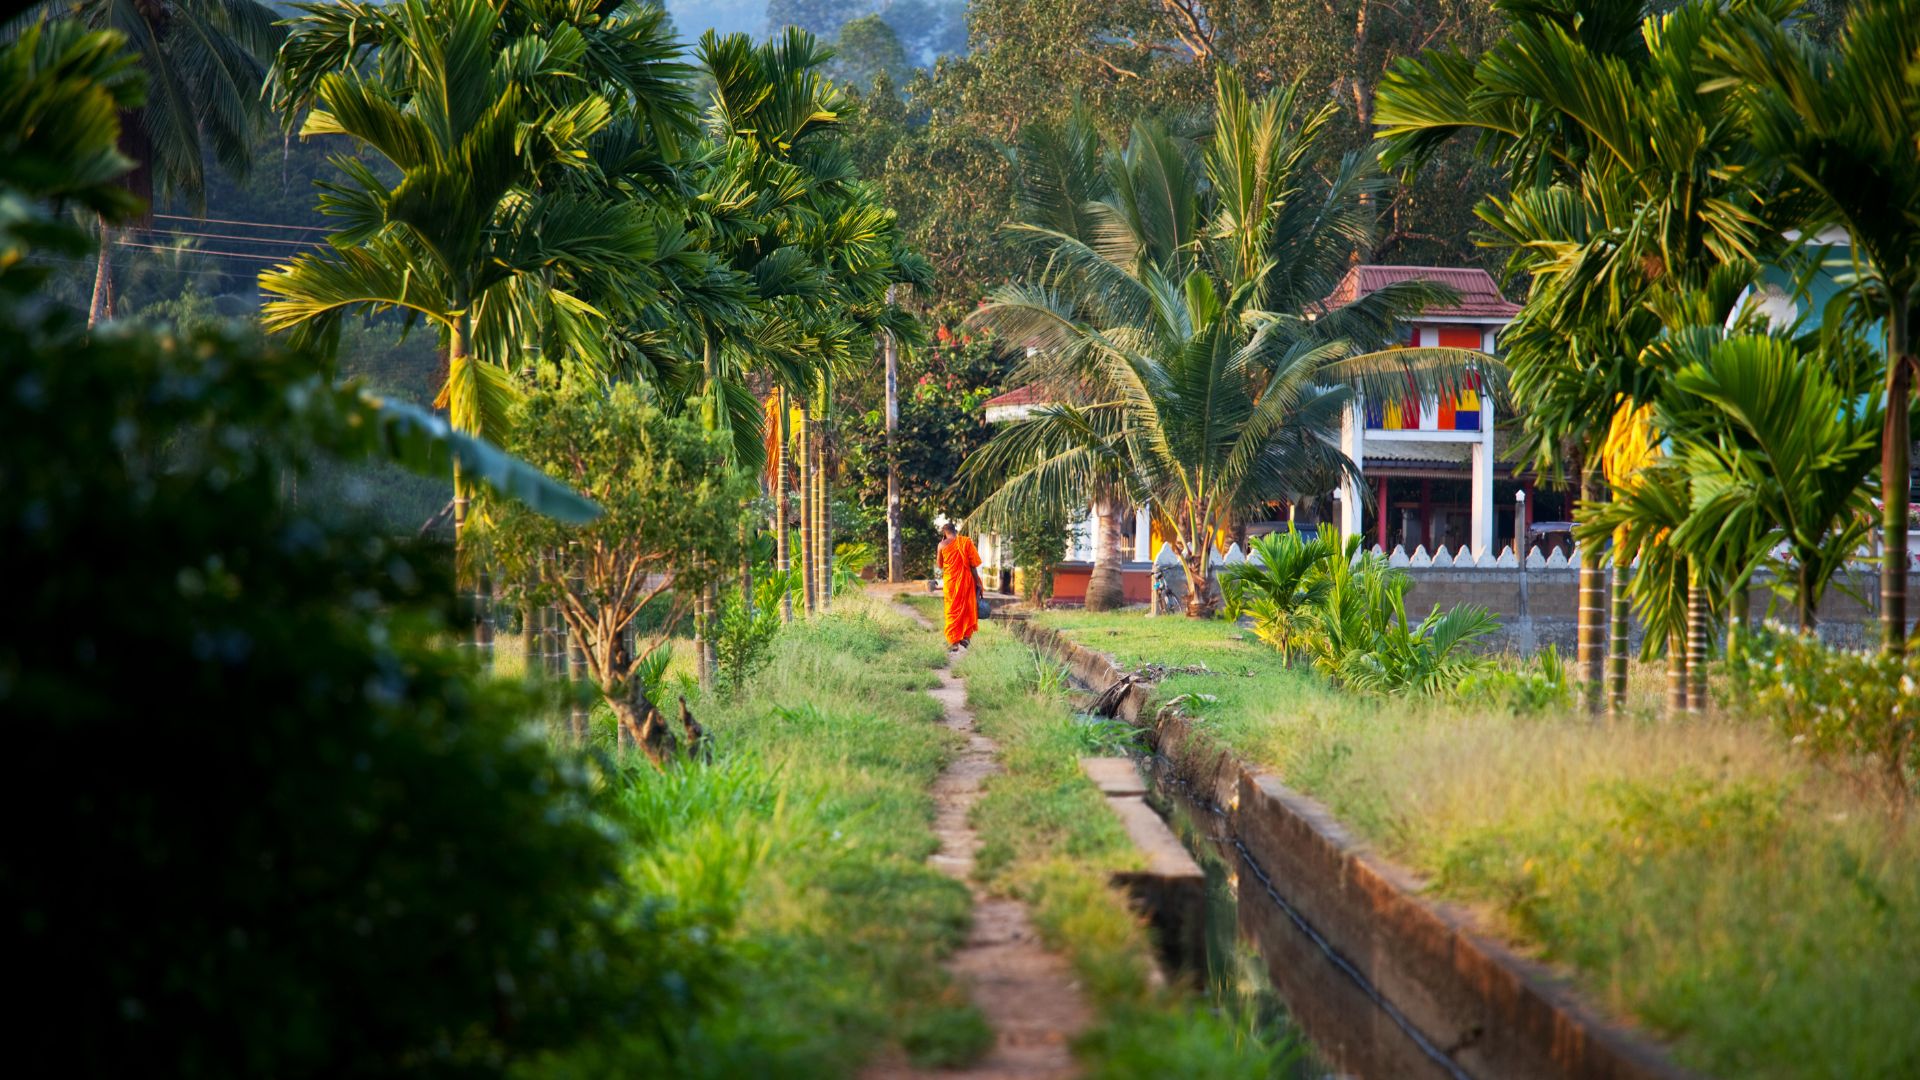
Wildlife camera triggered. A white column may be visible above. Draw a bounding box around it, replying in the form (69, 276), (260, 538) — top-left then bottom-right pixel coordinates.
(1339, 400), (1366, 539)
(1069, 506), (1093, 561)
(1133, 505), (1151, 562)
(1470, 385), (1495, 558)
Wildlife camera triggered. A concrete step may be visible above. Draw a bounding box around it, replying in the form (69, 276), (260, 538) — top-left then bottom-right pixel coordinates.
(1080, 757), (1206, 974)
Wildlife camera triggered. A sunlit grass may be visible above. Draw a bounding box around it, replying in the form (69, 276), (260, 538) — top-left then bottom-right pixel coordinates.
(955, 621), (1310, 1076)
(542, 594), (985, 1075)
(1034, 608), (1920, 1079)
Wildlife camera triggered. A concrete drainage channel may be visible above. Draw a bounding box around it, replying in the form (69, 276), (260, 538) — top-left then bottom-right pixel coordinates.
(1015, 620), (1696, 1080)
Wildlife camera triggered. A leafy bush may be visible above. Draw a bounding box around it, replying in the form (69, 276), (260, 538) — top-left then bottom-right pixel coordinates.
(0, 32), (724, 1069)
(1460, 644), (1574, 714)
(832, 539), (877, 593)
(1732, 628), (1920, 797)
(1295, 537), (1411, 677)
(716, 567), (796, 696)
(1222, 527), (1337, 658)
(1224, 532), (1499, 697)
(2, 271), (732, 1076)
(1338, 598), (1500, 697)
(489, 376), (754, 752)
(1003, 501), (1070, 604)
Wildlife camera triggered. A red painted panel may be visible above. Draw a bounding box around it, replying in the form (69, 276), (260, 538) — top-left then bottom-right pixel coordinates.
(1052, 566), (1090, 602)
(1437, 325), (1483, 349)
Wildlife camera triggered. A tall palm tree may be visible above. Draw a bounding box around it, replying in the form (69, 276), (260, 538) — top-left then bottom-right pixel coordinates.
(19, 0), (281, 325)
(1377, 0), (1785, 706)
(259, 0), (682, 650)
(1706, 0), (1920, 654)
(966, 71), (1490, 617)
(994, 107), (1147, 611)
(688, 30), (927, 622)
(660, 29), (926, 675)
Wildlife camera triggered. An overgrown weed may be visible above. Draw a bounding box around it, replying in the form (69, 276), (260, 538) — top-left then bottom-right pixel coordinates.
(569, 594), (982, 1075)
(1035, 607), (1920, 1077)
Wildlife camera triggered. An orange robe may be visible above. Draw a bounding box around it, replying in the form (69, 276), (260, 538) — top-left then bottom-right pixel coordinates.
(939, 535), (982, 645)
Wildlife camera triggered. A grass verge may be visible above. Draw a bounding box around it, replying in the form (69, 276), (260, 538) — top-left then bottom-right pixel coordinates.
(951, 615), (1311, 1078)
(537, 594), (987, 1076)
(1034, 608), (1920, 1079)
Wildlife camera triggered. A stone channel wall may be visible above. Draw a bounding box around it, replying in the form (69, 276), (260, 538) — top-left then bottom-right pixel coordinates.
(1013, 619), (1695, 1080)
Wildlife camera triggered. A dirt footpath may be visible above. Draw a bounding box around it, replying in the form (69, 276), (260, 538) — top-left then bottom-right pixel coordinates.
(866, 597), (1090, 1079)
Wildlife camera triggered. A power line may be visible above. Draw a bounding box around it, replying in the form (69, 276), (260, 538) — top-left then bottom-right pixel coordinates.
(135, 227), (325, 249)
(115, 240), (287, 263)
(152, 213), (328, 233)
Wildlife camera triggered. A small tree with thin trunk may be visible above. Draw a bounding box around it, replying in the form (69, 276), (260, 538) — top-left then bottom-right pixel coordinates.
(488, 378), (752, 761)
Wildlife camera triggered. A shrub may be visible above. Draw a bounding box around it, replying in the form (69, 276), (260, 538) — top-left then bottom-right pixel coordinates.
(0, 303), (737, 1074)
(0, 35), (724, 1066)
(716, 567), (795, 696)
(1221, 527), (1337, 658)
(488, 376), (754, 754)
(1224, 532), (1499, 697)
(1338, 598), (1500, 697)
(1459, 644), (1574, 714)
(1003, 502), (1070, 604)
(1732, 628), (1920, 797)
(832, 539), (877, 593)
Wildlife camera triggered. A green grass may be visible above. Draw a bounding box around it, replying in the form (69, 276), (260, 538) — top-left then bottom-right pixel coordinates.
(1034, 609), (1920, 1079)
(542, 594), (986, 1076)
(953, 620), (1310, 1076)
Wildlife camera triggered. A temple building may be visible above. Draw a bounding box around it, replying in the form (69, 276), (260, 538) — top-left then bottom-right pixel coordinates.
(977, 265), (1562, 602)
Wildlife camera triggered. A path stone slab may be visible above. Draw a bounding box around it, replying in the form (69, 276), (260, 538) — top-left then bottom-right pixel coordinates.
(1080, 756), (1148, 797)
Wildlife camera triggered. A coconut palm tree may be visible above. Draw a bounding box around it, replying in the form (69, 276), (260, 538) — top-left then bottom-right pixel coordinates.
(1705, 0), (1920, 654)
(18, 0), (281, 325)
(966, 71), (1491, 617)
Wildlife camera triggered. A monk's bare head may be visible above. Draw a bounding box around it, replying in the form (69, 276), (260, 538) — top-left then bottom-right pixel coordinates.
(940, 521), (957, 539)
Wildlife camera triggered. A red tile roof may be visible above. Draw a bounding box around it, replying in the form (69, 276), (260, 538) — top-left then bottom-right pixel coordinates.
(1323, 265), (1521, 320)
(983, 383), (1051, 408)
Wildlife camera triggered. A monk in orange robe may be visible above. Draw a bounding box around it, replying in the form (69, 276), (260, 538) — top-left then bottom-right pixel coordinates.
(938, 522), (982, 650)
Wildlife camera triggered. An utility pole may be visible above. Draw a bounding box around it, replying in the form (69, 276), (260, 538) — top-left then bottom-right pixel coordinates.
(884, 285), (903, 583)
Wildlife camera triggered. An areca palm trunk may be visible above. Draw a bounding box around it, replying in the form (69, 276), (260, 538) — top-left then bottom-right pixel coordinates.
(775, 387), (793, 622)
(1666, 622), (1689, 719)
(799, 404), (815, 615)
(696, 577), (717, 690)
(1882, 304), (1912, 655)
(544, 551), (564, 678)
(446, 316), (491, 662)
(567, 548), (589, 742)
(814, 409), (830, 610)
(521, 585), (539, 680)
(88, 219), (114, 327)
(1798, 558), (1820, 633)
(1687, 565), (1710, 714)
(1727, 582), (1750, 666)
(1084, 495), (1128, 612)
(1609, 557), (1630, 718)
(1577, 470), (1607, 713)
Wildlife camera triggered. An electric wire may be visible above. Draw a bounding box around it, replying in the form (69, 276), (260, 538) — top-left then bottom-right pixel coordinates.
(114, 240), (287, 263)
(132, 227), (324, 248)
(151, 212), (327, 233)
